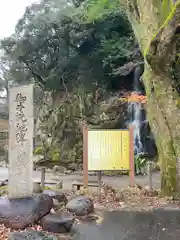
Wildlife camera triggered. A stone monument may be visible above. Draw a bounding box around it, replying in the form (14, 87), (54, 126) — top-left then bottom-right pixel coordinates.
(8, 84), (34, 198)
(0, 85), (53, 230)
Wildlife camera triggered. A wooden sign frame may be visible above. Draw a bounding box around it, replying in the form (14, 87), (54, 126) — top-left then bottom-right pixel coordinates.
(83, 126), (135, 188)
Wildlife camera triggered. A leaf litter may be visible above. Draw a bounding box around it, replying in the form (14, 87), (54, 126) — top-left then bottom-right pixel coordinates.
(1, 184), (180, 239)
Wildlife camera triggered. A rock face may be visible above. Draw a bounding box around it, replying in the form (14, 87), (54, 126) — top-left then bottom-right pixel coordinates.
(0, 194), (53, 229)
(9, 230), (57, 240)
(140, 121), (157, 158)
(40, 212), (75, 233)
(66, 196), (94, 216)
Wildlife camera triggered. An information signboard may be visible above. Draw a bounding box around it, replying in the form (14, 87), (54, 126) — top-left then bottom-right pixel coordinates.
(87, 130), (130, 171)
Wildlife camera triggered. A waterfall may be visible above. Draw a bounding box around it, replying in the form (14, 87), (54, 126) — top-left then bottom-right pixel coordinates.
(128, 102), (144, 155)
(127, 66), (144, 155)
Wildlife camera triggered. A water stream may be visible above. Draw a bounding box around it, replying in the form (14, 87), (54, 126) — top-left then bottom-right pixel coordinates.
(127, 66), (144, 155)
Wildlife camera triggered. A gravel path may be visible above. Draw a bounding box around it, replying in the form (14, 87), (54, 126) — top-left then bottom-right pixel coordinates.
(50, 171), (160, 190)
(0, 167), (160, 190)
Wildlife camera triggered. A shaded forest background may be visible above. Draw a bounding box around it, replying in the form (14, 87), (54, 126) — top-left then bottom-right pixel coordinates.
(0, 0), (153, 170)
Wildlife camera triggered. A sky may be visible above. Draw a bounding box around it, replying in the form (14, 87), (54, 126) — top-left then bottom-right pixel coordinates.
(0, 0), (38, 39)
(0, 0), (39, 97)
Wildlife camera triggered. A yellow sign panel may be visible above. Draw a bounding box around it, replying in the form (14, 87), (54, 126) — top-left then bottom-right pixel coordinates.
(88, 130), (130, 171)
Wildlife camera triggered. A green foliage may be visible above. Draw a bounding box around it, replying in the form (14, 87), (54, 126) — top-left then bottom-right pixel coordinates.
(0, 0), (135, 91)
(36, 86), (127, 168)
(35, 146), (60, 162)
(95, 11), (136, 73)
(84, 0), (121, 21)
(0, 0), (135, 169)
(36, 87), (90, 168)
(34, 146), (43, 155)
(51, 149), (60, 162)
(134, 155), (147, 174)
(84, 0), (177, 51)
(1, 0), (86, 90)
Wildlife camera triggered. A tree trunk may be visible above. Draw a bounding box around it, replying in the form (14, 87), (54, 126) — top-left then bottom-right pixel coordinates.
(145, 2), (180, 195)
(126, 0), (180, 196)
(144, 67), (179, 196)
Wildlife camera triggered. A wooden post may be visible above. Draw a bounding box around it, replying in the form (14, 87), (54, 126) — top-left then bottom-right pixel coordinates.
(41, 167), (46, 190)
(83, 125), (88, 188)
(129, 126), (135, 186)
(97, 171), (102, 195)
(147, 161), (152, 190)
